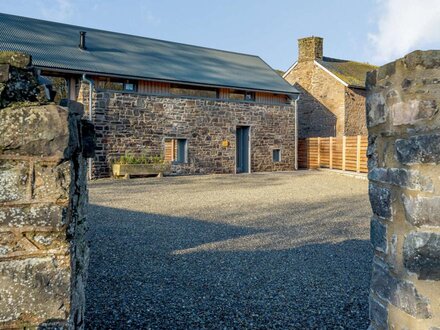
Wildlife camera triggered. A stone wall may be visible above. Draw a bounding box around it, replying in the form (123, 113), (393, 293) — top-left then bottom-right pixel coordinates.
(345, 87), (368, 136)
(284, 60), (344, 137)
(367, 50), (440, 329)
(0, 52), (94, 329)
(0, 51), (46, 109)
(298, 37), (323, 62)
(81, 86), (295, 178)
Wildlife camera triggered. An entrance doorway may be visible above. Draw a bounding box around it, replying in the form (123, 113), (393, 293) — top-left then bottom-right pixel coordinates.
(236, 126), (250, 173)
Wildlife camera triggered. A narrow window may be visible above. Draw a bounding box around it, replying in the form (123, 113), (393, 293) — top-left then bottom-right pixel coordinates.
(273, 149), (281, 162)
(96, 78), (137, 92)
(229, 89), (255, 101)
(170, 84), (218, 99)
(164, 138), (188, 163)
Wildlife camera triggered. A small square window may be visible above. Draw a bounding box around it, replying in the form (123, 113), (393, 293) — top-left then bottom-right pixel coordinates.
(124, 83), (135, 91)
(273, 149), (281, 162)
(245, 91), (255, 101)
(165, 138), (188, 163)
(229, 90), (255, 101)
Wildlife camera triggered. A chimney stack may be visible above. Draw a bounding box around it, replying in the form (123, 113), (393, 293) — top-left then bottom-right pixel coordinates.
(79, 31), (87, 50)
(298, 36), (323, 62)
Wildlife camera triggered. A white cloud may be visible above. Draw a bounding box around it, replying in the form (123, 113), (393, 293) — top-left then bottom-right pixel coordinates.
(38, 0), (75, 22)
(368, 0), (440, 63)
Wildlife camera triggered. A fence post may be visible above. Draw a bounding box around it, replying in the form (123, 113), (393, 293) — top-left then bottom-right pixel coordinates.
(356, 135), (361, 173)
(306, 138), (312, 169)
(317, 137), (321, 168)
(329, 137), (333, 169)
(342, 136), (346, 171)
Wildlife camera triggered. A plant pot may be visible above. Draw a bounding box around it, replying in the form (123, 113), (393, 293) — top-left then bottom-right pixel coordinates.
(112, 163), (171, 179)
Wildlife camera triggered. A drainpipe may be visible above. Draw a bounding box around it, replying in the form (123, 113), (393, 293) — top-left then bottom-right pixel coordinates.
(81, 74), (94, 180)
(292, 93), (301, 170)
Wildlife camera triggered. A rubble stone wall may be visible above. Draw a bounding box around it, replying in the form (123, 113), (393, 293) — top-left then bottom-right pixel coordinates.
(0, 52), (93, 329)
(283, 60), (344, 138)
(367, 50), (440, 329)
(79, 87), (296, 178)
(345, 87), (368, 136)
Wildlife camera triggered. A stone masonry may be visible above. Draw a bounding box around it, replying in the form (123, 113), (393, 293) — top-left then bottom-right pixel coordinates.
(284, 37), (369, 138)
(79, 85), (296, 178)
(0, 52), (94, 329)
(367, 50), (440, 329)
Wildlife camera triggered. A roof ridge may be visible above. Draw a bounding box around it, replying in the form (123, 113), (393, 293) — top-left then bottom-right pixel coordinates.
(322, 56), (378, 68)
(0, 12), (262, 59)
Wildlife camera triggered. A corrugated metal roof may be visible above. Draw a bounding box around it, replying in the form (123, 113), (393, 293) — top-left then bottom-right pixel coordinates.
(316, 57), (377, 88)
(0, 13), (298, 95)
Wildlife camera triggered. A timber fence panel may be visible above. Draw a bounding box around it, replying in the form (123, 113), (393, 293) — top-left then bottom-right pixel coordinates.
(308, 138), (319, 168)
(297, 135), (368, 173)
(298, 139), (309, 169)
(319, 138), (330, 168)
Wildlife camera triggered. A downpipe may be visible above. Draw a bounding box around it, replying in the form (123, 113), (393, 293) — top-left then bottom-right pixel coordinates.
(81, 74), (94, 180)
(293, 94), (301, 170)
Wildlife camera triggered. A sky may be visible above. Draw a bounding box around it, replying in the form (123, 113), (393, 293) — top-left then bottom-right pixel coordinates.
(1, 0), (439, 71)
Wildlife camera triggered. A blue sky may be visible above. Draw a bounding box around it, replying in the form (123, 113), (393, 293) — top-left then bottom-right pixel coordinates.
(2, 0), (440, 70)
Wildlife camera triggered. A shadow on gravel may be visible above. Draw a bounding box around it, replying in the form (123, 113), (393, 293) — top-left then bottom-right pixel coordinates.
(85, 204), (372, 329)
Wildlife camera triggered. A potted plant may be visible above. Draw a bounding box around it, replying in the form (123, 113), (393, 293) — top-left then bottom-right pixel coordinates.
(112, 153), (171, 179)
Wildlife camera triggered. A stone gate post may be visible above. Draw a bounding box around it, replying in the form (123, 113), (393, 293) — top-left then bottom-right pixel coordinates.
(0, 52), (94, 329)
(367, 50), (440, 329)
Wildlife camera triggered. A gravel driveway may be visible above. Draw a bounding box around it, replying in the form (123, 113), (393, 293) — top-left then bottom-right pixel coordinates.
(85, 171), (372, 329)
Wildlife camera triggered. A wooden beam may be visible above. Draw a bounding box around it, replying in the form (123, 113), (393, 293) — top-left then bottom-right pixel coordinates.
(356, 135), (361, 173)
(317, 137), (321, 168)
(329, 137), (333, 169)
(342, 136), (346, 171)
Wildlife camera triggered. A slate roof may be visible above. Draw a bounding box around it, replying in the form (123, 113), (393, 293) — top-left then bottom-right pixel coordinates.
(0, 13), (298, 95)
(316, 57), (377, 88)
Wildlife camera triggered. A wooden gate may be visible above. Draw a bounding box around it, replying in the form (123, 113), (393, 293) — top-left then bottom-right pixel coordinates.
(298, 136), (368, 173)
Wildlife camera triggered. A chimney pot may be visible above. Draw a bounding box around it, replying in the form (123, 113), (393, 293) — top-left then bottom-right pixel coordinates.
(79, 31), (87, 50)
(298, 36), (323, 62)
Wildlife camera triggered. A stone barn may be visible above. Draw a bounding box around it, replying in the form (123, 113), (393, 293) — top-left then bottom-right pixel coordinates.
(283, 36), (377, 138)
(0, 13), (299, 178)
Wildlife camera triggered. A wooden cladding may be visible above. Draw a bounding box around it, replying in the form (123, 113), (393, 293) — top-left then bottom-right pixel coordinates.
(138, 82), (288, 104)
(138, 81), (171, 94)
(164, 139), (176, 162)
(298, 136), (368, 173)
(219, 88), (229, 99)
(255, 92), (289, 104)
(164, 138), (187, 163)
(93, 76), (289, 104)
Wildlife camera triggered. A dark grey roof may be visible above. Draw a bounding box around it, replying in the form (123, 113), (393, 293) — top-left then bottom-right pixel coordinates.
(0, 13), (298, 94)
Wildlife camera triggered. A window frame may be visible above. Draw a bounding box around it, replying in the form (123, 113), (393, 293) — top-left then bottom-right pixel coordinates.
(96, 77), (138, 92)
(228, 89), (256, 102)
(272, 148), (281, 162)
(170, 83), (219, 99)
(164, 138), (188, 164)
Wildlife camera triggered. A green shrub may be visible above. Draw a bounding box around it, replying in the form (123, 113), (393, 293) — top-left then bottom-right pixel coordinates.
(114, 152), (164, 165)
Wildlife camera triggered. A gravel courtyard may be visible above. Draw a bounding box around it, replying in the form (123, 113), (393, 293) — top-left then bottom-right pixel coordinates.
(85, 171), (372, 329)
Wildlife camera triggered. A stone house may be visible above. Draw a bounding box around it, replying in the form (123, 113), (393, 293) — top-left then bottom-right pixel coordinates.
(283, 36), (377, 138)
(0, 13), (299, 178)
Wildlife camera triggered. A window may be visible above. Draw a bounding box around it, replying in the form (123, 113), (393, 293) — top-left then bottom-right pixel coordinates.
(124, 83), (135, 91)
(273, 149), (281, 162)
(170, 84), (218, 99)
(96, 78), (137, 92)
(164, 138), (188, 163)
(229, 89), (255, 101)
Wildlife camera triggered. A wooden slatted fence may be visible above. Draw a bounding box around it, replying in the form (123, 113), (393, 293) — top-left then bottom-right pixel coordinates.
(298, 136), (368, 173)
